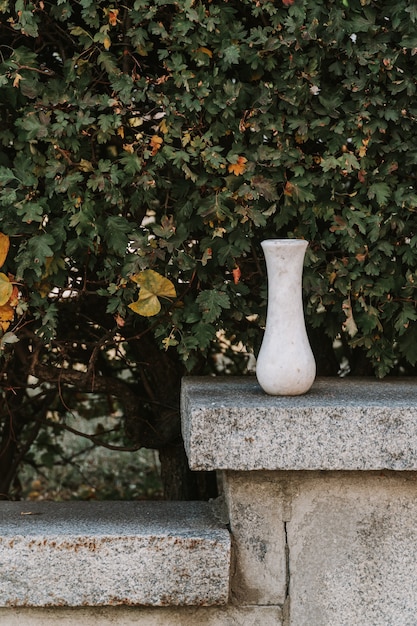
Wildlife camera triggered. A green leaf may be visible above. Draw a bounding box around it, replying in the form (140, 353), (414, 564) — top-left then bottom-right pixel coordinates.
(15, 6), (40, 37)
(222, 44), (240, 66)
(398, 323), (417, 366)
(394, 304), (417, 335)
(105, 216), (131, 254)
(367, 183), (391, 206)
(119, 152), (143, 175)
(16, 200), (46, 223)
(196, 289), (231, 323)
(193, 322), (215, 349)
(0, 167), (16, 185)
(0, 332), (19, 348)
(17, 235), (56, 278)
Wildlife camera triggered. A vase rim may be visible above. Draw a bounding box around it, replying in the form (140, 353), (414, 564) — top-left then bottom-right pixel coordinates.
(261, 238), (308, 246)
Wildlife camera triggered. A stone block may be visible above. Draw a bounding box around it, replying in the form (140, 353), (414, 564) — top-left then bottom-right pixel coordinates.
(286, 471), (417, 626)
(0, 501), (230, 607)
(181, 377), (417, 471)
(221, 472), (287, 606)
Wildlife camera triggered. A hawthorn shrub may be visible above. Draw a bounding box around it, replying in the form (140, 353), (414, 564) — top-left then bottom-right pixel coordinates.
(1, 0), (417, 499)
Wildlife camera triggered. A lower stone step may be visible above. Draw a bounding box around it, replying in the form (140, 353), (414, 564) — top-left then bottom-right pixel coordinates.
(0, 501), (231, 607)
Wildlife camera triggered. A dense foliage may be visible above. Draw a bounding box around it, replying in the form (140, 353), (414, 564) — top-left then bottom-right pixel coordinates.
(1, 0), (417, 498)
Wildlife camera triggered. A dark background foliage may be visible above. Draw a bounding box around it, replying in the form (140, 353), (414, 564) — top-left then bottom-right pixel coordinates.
(1, 0), (417, 499)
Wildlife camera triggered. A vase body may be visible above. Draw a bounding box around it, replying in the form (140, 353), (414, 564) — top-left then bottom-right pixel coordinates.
(256, 239), (316, 396)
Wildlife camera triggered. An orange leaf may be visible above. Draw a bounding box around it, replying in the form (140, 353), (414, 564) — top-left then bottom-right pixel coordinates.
(13, 73), (23, 88)
(329, 215), (347, 232)
(232, 266), (241, 285)
(355, 245), (368, 262)
(358, 169), (367, 184)
(0, 303), (14, 332)
(8, 285), (19, 308)
(0, 233), (10, 268)
(228, 156), (247, 176)
(196, 47), (213, 58)
(342, 298), (358, 337)
(150, 135), (163, 156)
(114, 313), (125, 327)
(284, 181), (294, 196)
(108, 9), (119, 26)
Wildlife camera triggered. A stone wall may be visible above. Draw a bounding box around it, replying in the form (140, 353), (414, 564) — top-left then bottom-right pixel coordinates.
(183, 377), (417, 626)
(1, 377), (417, 625)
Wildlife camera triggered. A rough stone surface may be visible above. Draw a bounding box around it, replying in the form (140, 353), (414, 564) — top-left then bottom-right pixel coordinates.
(221, 472), (287, 606)
(181, 376), (417, 471)
(0, 501), (230, 607)
(0, 606), (283, 626)
(285, 471), (417, 626)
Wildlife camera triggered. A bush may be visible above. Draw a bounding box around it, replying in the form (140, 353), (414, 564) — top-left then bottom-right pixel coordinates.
(1, 0), (417, 498)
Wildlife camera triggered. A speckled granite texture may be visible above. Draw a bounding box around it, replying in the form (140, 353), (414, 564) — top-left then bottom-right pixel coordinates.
(287, 471), (417, 626)
(0, 606), (283, 626)
(181, 377), (417, 471)
(0, 501), (230, 607)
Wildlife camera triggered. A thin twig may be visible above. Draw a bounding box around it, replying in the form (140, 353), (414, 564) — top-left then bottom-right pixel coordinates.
(36, 417), (143, 452)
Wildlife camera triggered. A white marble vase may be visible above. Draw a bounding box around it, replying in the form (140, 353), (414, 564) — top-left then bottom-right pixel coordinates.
(256, 239), (316, 396)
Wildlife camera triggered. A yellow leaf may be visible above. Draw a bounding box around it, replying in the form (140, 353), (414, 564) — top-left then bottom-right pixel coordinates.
(0, 273), (12, 306)
(129, 270), (176, 317)
(136, 45), (148, 57)
(182, 132), (191, 147)
(213, 227), (226, 238)
(159, 119), (169, 134)
(162, 336), (178, 350)
(131, 269), (176, 298)
(103, 35), (111, 50)
(228, 156), (247, 176)
(0, 233), (10, 268)
(0, 303), (14, 332)
(129, 288), (161, 317)
(78, 159), (94, 172)
(129, 117), (144, 127)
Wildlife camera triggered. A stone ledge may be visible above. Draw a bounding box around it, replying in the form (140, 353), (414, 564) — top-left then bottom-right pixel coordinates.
(181, 376), (417, 471)
(0, 606), (283, 626)
(0, 501), (230, 607)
